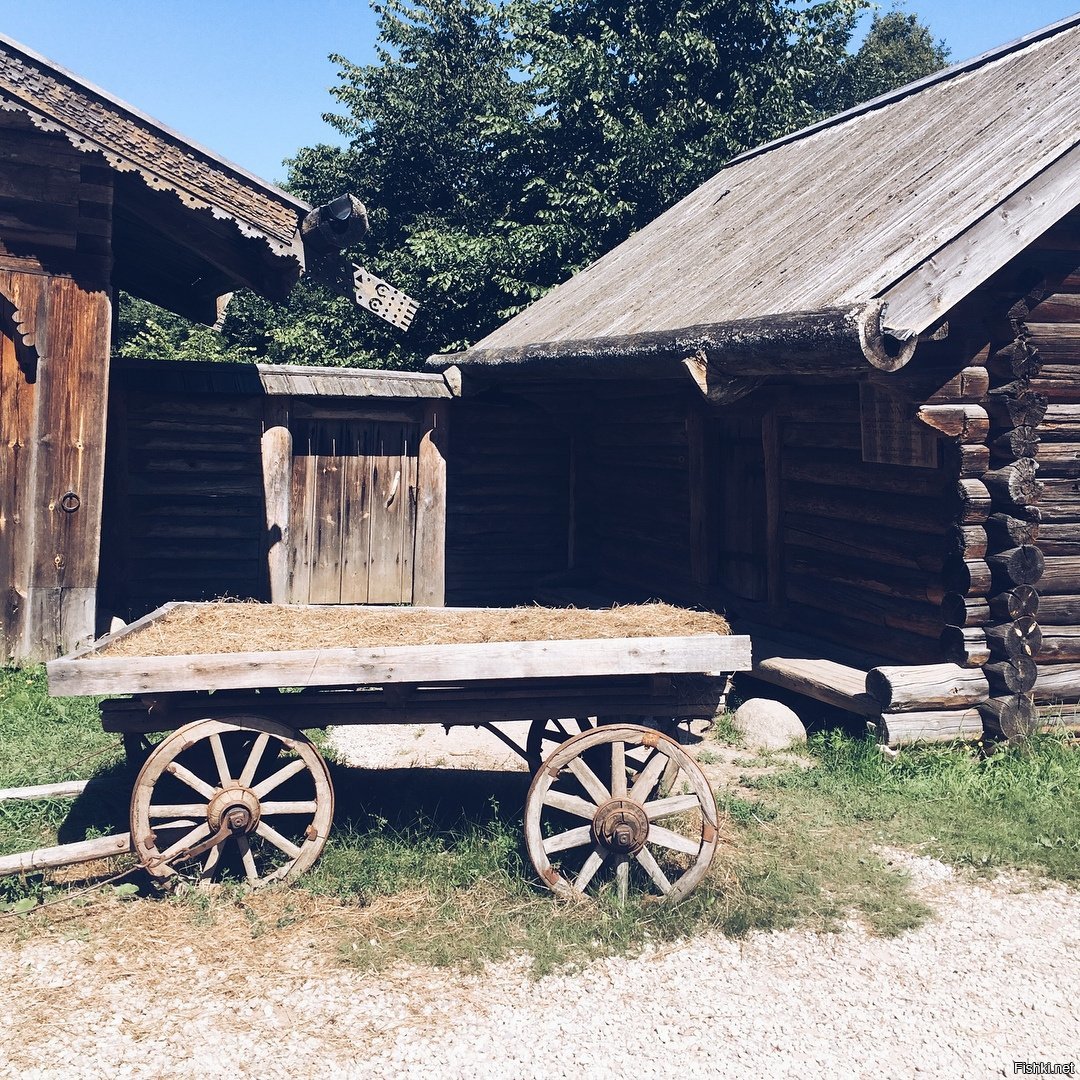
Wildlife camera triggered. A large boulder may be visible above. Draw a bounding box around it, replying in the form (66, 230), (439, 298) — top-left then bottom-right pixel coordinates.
(732, 698), (807, 750)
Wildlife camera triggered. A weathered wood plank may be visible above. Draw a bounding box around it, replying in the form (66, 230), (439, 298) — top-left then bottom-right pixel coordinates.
(865, 663), (990, 713)
(413, 402), (448, 606)
(47, 632), (753, 697)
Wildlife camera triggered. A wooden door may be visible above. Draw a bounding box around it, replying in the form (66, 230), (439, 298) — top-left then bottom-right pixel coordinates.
(287, 416), (420, 605)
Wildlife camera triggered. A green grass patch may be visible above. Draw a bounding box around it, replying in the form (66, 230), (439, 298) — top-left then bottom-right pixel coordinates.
(753, 730), (1080, 882)
(0, 667), (125, 863)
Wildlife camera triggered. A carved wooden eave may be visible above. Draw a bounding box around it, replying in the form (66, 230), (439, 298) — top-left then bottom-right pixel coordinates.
(431, 301), (918, 400)
(0, 33), (328, 320)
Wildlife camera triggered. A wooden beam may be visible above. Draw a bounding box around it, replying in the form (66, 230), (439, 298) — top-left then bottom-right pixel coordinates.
(413, 400), (448, 606)
(47, 632), (754, 697)
(261, 400), (292, 604)
(433, 302), (917, 381)
(880, 143), (1080, 339)
(0, 832), (131, 877)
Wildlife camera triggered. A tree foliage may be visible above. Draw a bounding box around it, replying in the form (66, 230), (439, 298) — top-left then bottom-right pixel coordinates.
(115, 1), (950, 369)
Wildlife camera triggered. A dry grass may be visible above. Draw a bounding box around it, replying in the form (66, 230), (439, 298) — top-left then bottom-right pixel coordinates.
(93, 601), (730, 658)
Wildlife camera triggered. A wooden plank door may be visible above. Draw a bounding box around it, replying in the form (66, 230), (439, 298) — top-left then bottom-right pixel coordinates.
(287, 416), (420, 604)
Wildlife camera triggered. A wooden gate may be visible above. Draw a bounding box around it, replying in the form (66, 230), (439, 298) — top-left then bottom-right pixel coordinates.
(263, 400), (447, 608)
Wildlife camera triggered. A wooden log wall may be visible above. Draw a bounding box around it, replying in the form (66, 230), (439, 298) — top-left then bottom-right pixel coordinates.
(765, 384), (951, 665)
(1015, 228), (1080, 734)
(444, 395), (571, 605)
(99, 387), (268, 619)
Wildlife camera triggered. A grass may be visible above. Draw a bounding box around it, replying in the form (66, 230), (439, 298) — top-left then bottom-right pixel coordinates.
(0, 669), (1077, 974)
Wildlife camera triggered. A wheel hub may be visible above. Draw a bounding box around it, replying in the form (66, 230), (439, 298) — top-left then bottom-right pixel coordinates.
(592, 797), (649, 855)
(206, 786), (261, 834)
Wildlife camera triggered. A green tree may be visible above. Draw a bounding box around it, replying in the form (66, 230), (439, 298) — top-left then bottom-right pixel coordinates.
(818, 8), (950, 114)
(114, 1), (949, 369)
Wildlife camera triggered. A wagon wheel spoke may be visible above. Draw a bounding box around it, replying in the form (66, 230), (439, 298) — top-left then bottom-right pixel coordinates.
(158, 822), (212, 864)
(255, 821), (304, 861)
(635, 846), (672, 895)
(542, 790), (597, 820)
(627, 751), (669, 803)
(542, 825), (593, 854)
(238, 732), (270, 787)
(147, 803), (208, 819)
(566, 756), (610, 805)
(259, 800), (319, 816)
(251, 757), (308, 798)
(165, 761), (216, 800)
(642, 794), (702, 820)
(209, 733), (232, 787)
(574, 847), (606, 892)
(525, 723), (720, 904)
(611, 740), (627, 798)
(647, 825), (701, 856)
(236, 835), (260, 884)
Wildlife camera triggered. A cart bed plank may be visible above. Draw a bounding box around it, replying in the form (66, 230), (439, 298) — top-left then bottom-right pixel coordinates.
(48, 634), (752, 697)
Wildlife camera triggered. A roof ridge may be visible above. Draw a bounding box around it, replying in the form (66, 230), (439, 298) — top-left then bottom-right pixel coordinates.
(724, 10), (1080, 170)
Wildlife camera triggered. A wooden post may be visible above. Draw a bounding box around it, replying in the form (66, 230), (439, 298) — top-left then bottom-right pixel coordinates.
(413, 400), (448, 606)
(261, 399), (292, 603)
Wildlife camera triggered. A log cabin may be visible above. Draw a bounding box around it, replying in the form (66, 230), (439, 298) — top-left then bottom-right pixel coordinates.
(0, 33), (366, 662)
(429, 15), (1080, 745)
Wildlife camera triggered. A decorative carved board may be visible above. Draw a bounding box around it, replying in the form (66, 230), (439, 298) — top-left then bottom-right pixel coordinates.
(352, 264), (420, 330)
(859, 382), (939, 468)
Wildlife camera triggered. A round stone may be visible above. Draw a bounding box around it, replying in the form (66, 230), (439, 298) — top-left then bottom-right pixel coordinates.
(732, 698), (807, 750)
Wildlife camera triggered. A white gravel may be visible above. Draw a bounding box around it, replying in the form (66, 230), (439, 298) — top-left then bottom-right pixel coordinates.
(1, 855), (1076, 1079)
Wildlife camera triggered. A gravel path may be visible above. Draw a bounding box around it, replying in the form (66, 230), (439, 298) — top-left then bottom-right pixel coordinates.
(2, 856), (1076, 1078)
(2, 727), (1076, 1078)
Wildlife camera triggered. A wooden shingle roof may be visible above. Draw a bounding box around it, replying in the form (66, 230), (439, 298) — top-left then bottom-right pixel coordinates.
(448, 14), (1080, 377)
(0, 33), (316, 320)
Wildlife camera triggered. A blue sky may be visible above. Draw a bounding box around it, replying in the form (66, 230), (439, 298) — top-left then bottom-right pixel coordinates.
(1, 1), (1076, 186)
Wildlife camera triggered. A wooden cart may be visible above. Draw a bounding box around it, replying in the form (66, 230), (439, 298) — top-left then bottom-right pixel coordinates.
(46, 603), (752, 903)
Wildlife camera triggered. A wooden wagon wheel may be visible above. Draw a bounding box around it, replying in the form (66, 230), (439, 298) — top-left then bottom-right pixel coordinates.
(525, 723), (718, 904)
(130, 716), (334, 886)
(525, 717), (596, 772)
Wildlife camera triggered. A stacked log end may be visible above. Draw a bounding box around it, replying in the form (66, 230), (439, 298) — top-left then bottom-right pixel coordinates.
(1021, 262), (1080, 735)
(972, 292), (1047, 740)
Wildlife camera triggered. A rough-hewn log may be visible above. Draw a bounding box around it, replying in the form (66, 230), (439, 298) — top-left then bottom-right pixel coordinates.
(1030, 627), (1080, 663)
(1034, 524), (1080, 554)
(957, 479), (992, 524)
(986, 341), (1041, 381)
(1035, 557), (1080, 595)
(939, 626), (991, 667)
(942, 557), (992, 596)
(941, 594), (991, 627)
(436, 302), (917, 381)
(985, 618), (1042, 661)
(947, 443), (990, 478)
(986, 388), (1047, 430)
(979, 696), (1038, 741)
(985, 546), (1045, 588)
(982, 460), (1041, 509)
(990, 426), (1039, 462)
(1038, 404), (1080, 442)
(923, 366), (990, 404)
(984, 657), (1038, 695)
(988, 586), (1040, 621)
(917, 404), (989, 441)
(877, 708), (983, 747)
(865, 663), (990, 713)
(1034, 703), (1080, 734)
(784, 576), (943, 638)
(1036, 479), (1080, 522)
(1033, 443), (1080, 477)
(985, 514), (1039, 549)
(1034, 662), (1080, 703)
(949, 525), (988, 560)
(1029, 594), (1080, 625)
